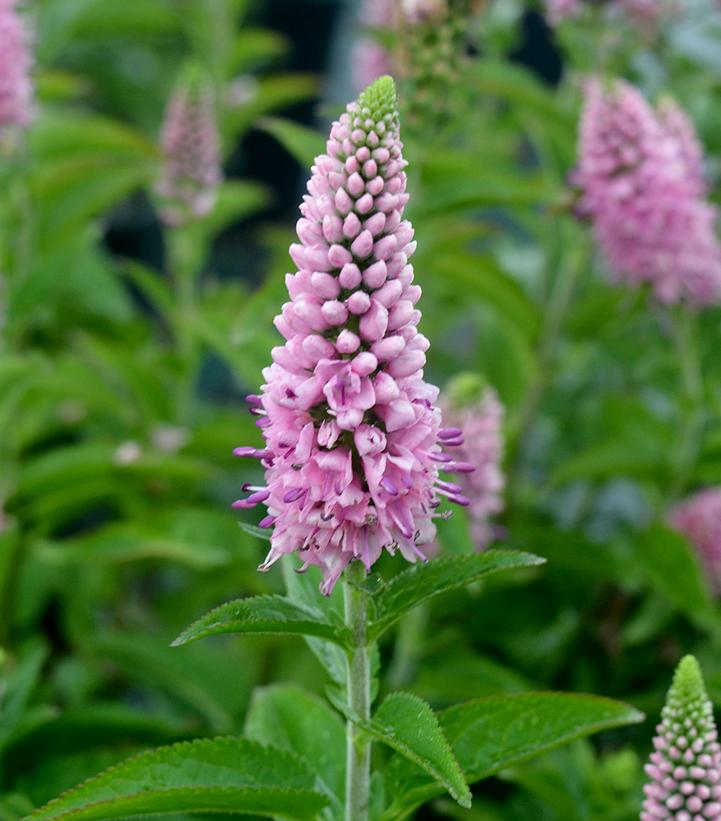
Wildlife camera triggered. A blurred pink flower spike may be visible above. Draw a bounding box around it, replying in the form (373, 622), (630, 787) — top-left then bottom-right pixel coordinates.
(575, 78), (721, 307)
(234, 76), (472, 594)
(441, 379), (505, 550)
(0, 0), (34, 136)
(669, 487), (721, 594)
(156, 64), (222, 227)
(642, 655), (721, 820)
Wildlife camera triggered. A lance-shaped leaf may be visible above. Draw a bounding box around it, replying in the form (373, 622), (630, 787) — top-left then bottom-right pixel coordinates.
(26, 737), (328, 821)
(381, 693), (644, 820)
(172, 594), (351, 648)
(360, 693), (471, 809)
(368, 551), (544, 639)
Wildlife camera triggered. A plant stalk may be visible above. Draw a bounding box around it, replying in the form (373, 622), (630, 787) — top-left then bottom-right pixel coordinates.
(344, 561), (371, 821)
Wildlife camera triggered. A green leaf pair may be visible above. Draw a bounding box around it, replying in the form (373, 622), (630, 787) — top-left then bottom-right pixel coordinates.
(173, 550), (546, 648)
(25, 687), (642, 821)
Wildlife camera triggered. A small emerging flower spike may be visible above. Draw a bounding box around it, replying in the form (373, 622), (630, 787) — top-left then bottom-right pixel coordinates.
(235, 76), (471, 594)
(0, 0), (33, 134)
(156, 65), (222, 227)
(642, 655), (721, 820)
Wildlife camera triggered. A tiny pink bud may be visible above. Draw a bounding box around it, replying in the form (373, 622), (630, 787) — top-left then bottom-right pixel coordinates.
(351, 229), (374, 258)
(346, 290), (371, 315)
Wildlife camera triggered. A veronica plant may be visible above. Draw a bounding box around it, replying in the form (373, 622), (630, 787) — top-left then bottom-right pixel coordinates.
(22, 76), (645, 821)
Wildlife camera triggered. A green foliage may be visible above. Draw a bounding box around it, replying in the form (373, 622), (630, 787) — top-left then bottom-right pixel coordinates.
(363, 692), (471, 809)
(173, 594), (352, 647)
(244, 683), (346, 815)
(25, 738), (329, 821)
(633, 524), (718, 630)
(368, 551), (545, 639)
(5, 0), (721, 818)
(257, 117), (324, 168)
(381, 694), (644, 820)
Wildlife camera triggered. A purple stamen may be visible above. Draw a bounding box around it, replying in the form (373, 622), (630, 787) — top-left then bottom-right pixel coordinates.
(438, 427), (462, 440)
(436, 479), (463, 494)
(283, 487), (306, 503)
(429, 451), (453, 462)
(444, 461), (475, 473)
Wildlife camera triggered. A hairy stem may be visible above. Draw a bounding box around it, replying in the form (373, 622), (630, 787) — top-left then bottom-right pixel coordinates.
(344, 561), (371, 821)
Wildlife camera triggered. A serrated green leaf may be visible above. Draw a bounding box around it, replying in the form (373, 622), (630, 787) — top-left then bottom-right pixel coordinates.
(381, 693), (644, 820)
(245, 683), (345, 813)
(363, 692), (471, 809)
(26, 737), (328, 821)
(172, 595), (351, 648)
(369, 551), (545, 639)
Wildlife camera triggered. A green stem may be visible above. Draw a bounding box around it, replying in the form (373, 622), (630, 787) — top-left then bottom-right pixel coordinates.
(667, 308), (704, 502)
(344, 562), (371, 821)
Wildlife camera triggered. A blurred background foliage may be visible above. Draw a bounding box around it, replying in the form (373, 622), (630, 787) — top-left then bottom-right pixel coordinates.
(2, 0), (721, 818)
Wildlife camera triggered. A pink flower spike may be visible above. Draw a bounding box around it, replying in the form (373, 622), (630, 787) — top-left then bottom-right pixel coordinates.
(156, 65), (222, 227)
(575, 79), (721, 307)
(642, 656), (721, 820)
(234, 76), (470, 594)
(0, 0), (33, 135)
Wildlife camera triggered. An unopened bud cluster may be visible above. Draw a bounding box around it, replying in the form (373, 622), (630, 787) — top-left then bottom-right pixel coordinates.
(642, 656), (721, 820)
